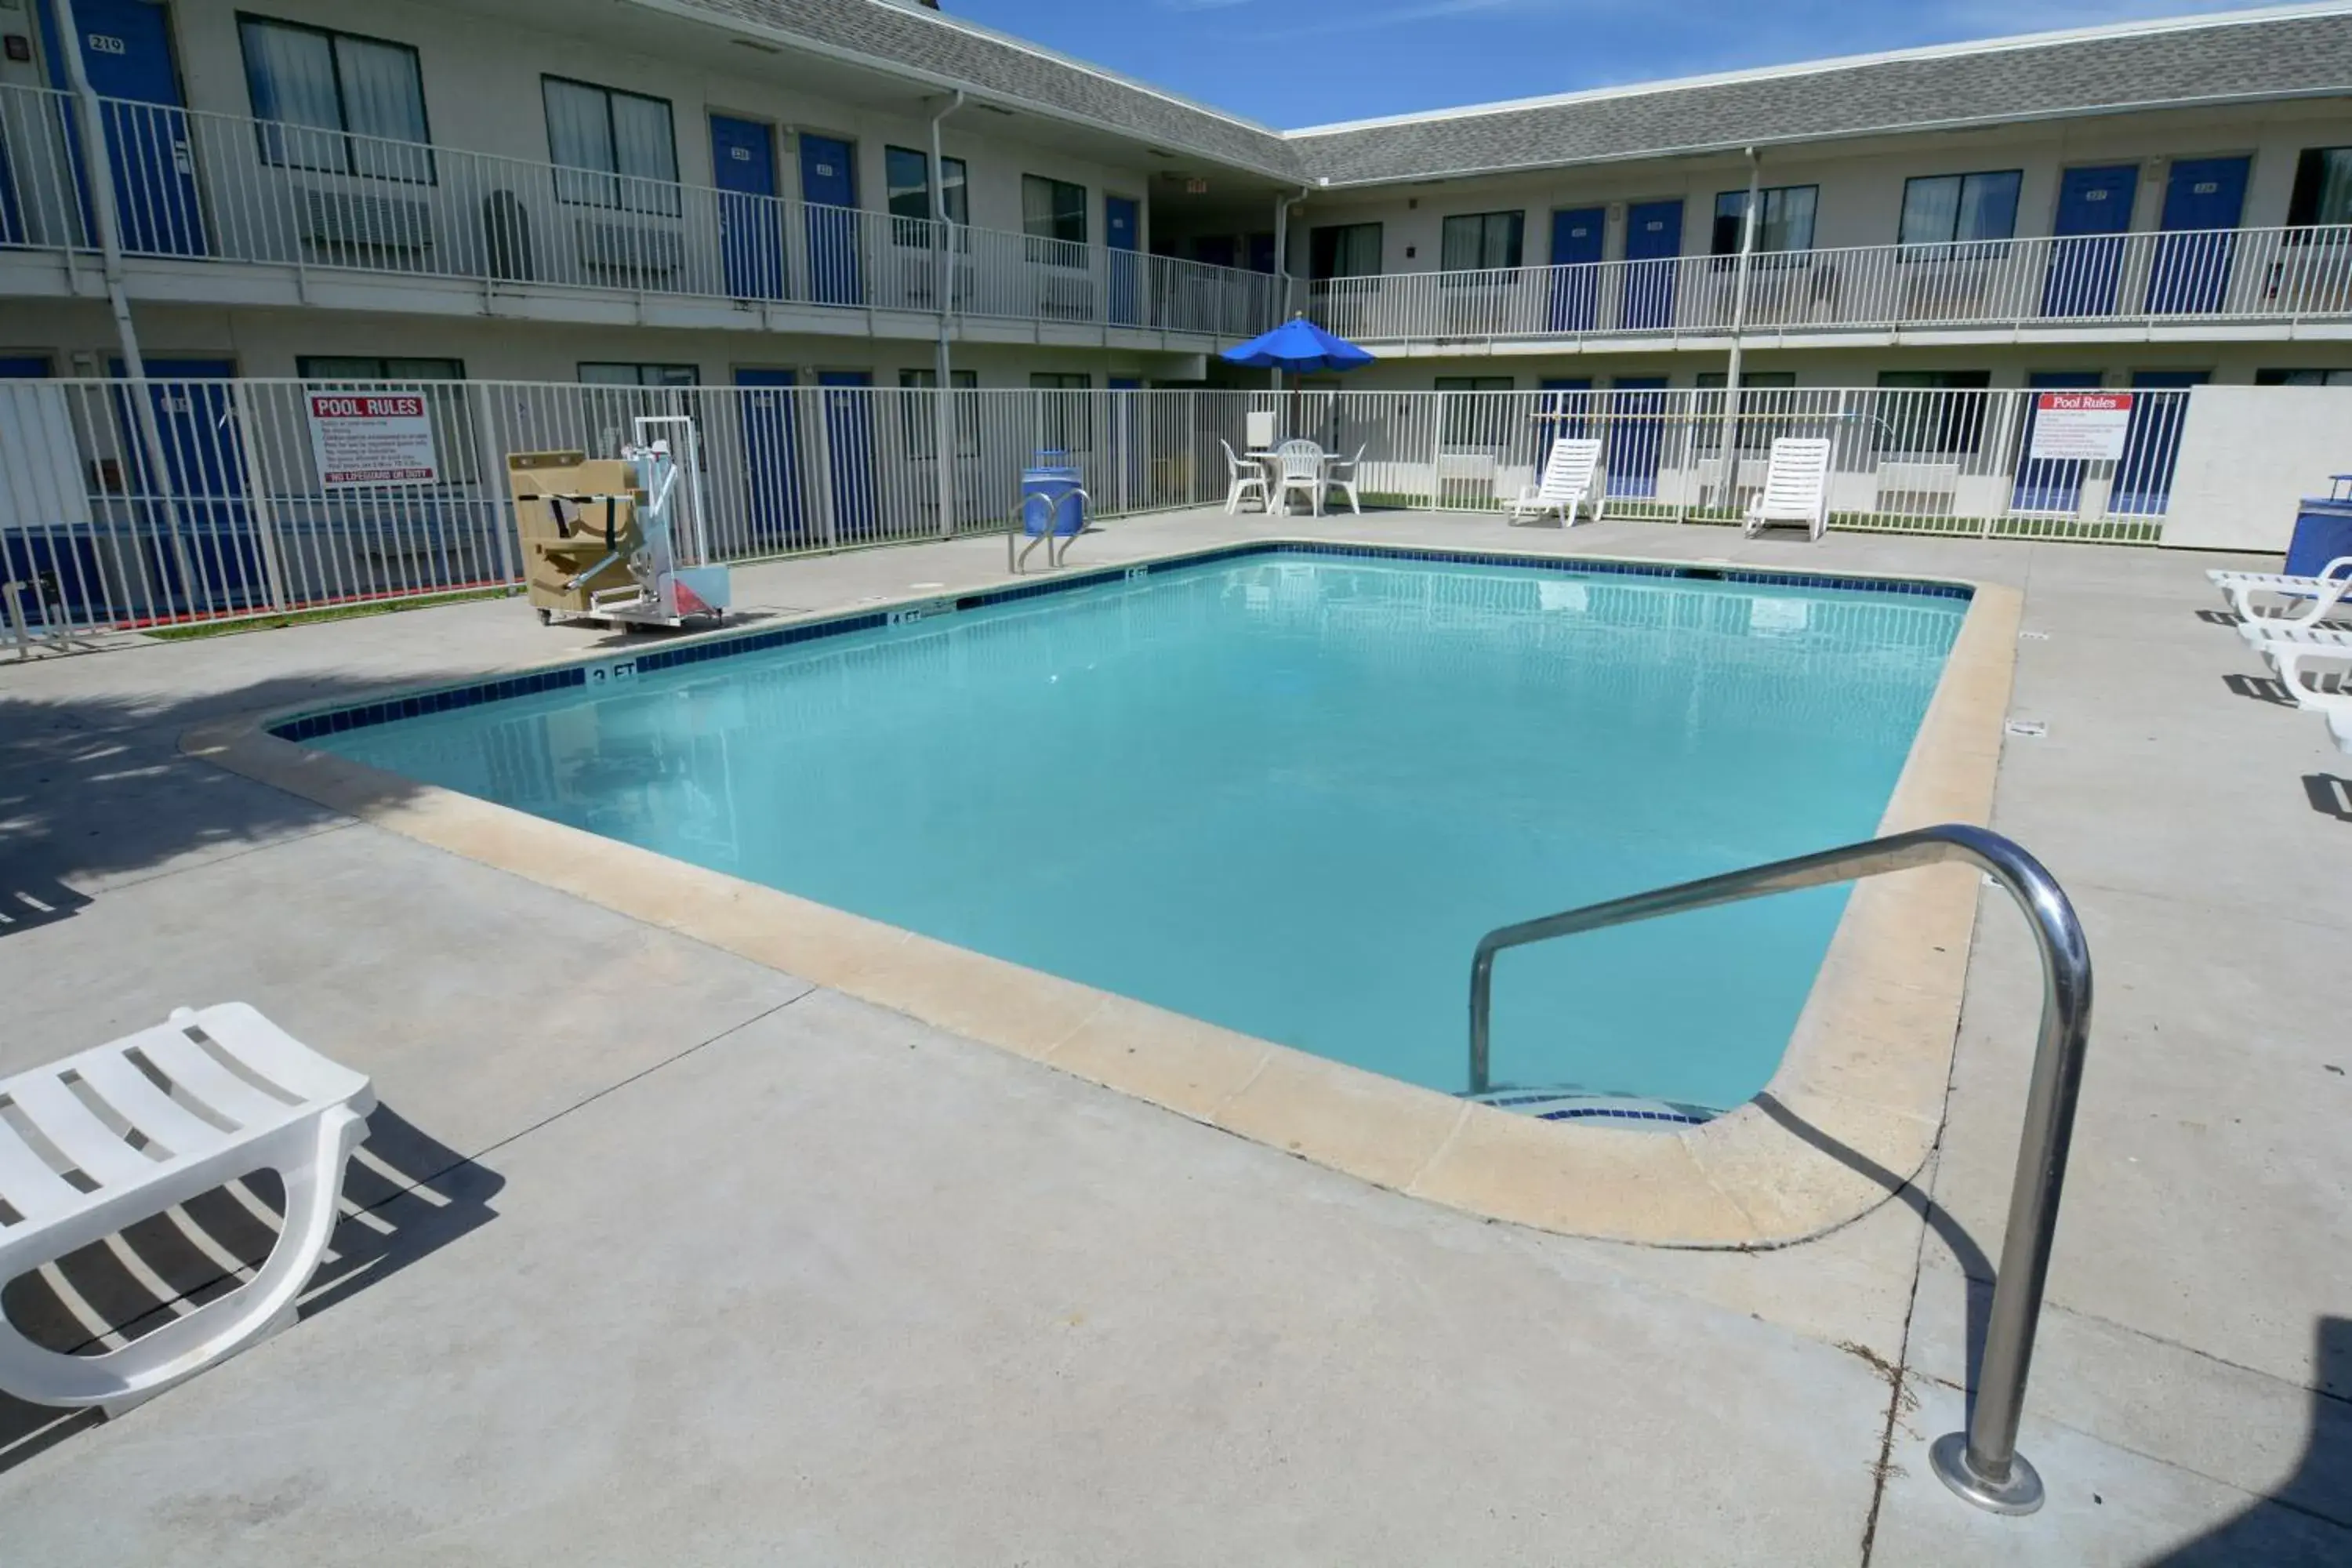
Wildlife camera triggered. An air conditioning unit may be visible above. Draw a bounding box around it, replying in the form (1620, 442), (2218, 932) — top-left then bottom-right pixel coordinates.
(1037, 270), (1094, 321)
(575, 217), (685, 283)
(300, 188), (433, 253)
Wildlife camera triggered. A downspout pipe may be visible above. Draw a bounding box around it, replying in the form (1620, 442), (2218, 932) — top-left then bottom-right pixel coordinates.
(928, 89), (967, 539)
(1719, 146), (1762, 513)
(1270, 187), (1308, 395)
(53, 0), (190, 613)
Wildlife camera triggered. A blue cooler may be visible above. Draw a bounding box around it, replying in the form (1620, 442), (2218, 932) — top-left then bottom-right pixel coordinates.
(1016, 453), (1087, 569)
(2285, 474), (2352, 579)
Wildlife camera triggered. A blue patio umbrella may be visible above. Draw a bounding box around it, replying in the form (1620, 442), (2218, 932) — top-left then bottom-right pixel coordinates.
(1221, 314), (1376, 374)
(1221, 315), (1375, 439)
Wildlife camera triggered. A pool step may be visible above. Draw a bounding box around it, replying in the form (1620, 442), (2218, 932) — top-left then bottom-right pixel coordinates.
(1465, 1088), (1715, 1131)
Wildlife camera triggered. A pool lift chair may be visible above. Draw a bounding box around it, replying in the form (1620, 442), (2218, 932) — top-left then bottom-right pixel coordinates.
(507, 416), (732, 630)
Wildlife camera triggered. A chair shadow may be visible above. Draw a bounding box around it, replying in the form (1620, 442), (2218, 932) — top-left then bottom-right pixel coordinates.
(2224, 672), (2299, 707)
(2303, 775), (2352, 823)
(2152, 1316), (2352, 1560)
(0, 1102), (501, 1474)
(0, 872), (93, 938)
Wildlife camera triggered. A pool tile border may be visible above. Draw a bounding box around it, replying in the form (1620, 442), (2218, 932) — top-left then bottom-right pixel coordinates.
(198, 536), (2013, 1250)
(262, 542), (1969, 746)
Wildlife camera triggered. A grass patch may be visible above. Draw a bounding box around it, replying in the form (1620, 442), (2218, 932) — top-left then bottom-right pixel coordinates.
(144, 586), (518, 641)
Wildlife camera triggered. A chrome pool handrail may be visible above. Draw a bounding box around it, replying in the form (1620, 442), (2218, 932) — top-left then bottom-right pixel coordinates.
(1465, 822), (2092, 1516)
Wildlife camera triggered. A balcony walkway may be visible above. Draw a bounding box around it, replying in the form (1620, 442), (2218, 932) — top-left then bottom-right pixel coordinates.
(0, 511), (2344, 1564)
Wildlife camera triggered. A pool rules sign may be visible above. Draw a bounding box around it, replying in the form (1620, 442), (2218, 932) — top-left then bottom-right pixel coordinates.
(306, 393), (439, 487)
(2027, 390), (2133, 462)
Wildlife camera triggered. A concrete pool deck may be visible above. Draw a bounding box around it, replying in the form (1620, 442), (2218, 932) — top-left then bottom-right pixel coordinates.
(0, 509), (2347, 1563)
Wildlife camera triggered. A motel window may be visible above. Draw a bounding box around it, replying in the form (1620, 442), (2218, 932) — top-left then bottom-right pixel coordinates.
(543, 78), (680, 215)
(2287, 147), (2352, 230)
(1031, 371), (1091, 451)
(1436, 374), (1513, 446)
(1439, 211), (1524, 273)
(1308, 223), (1384, 281)
(1022, 176), (1088, 267)
(898, 367), (978, 458)
(1898, 170), (2022, 250)
(296, 355), (471, 479)
(238, 16), (432, 182)
(885, 146), (968, 245)
(579, 362), (699, 387)
(1695, 371), (1799, 450)
(2256, 368), (2352, 385)
(1875, 369), (1991, 454)
(1712, 185), (1818, 255)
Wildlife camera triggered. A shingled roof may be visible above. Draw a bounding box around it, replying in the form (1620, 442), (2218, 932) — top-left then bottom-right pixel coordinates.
(640, 0), (2352, 190)
(1290, 6), (2352, 185)
(643, 0), (1301, 179)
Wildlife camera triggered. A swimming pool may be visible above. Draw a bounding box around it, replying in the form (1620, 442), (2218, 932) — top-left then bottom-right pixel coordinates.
(302, 546), (1965, 1115)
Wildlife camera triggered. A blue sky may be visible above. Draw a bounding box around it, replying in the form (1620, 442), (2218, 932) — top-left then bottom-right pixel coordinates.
(946, 0), (2288, 128)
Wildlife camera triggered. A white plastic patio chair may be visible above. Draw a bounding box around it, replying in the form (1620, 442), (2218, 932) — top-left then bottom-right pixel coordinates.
(1742, 437), (1834, 540)
(1323, 445), (1367, 516)
(2257, 641), (2352, 751)
(0, 1004), (373, 1414)
(1272, 439), (1327, 517)
(2214, 557), (2352, 640)
(2252, 622), (2352, 696)
(1219, 439), (1269, 514)
(1508, 437), (1602, 526)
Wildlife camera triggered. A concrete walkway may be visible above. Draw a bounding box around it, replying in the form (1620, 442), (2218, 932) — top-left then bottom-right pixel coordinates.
(0, 510), (2344, 1563)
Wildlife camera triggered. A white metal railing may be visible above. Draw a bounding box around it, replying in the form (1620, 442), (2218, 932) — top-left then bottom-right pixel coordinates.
(1311, 226), (2352, 343)
(0, 85), (1287, 338)
(0, 379), (2187, 634)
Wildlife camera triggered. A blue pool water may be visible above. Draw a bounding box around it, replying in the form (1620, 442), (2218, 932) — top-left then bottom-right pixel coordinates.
(313, 550), (1963, 1112)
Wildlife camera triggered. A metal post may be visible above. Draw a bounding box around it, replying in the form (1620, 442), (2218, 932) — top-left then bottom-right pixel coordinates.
(1464, 823), (2090, 1516)
(52, 0), (194, 616)
(3, 580), (32, 659)
(929, 92), (966, 540)
(1719, 147), (1762, 514)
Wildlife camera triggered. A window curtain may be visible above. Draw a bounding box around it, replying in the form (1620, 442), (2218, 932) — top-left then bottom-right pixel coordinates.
(610, 93), (678, 214)
(544, 79), (615, 207)
(240, 22), (342, 174)
(336, 38), (430, 181)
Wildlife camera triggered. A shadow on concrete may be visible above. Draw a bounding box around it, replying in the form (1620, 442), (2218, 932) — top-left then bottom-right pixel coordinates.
(0, 671), (497, 908)
(1752, 1093), (1995, 1377)
(2153, 1317), (2352, 1559)
(0, 1102), (503, 1475)
(2302, 775), (2352, 823)
(2223, 672), (2299, 707)
(0, 873), (92, 938)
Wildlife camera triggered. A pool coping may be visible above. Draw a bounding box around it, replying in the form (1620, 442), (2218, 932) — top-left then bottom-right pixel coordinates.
(182, 536), (2018, 1250)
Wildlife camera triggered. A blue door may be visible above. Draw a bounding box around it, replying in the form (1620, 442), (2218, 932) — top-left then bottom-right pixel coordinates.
(1547, 208), (1603, 333)
(2147, 156), (2250, 316)
(1621, 201), (1681, 331)
(1608, 376), (1668, 499)
(2041, 165), (2137, 318)
(2111, 370), (2206, 516)
(1105, 195), (1141, 325)
(710, 116), (783, 301)
(40, 0), (206, 257)
(1194, 235), (1236, 270)
(735, 369), (803, 550)
(798, 134), (862, 307)
(1247, 231), (1275, 275)
(818, 371), (875, 539)
(2010, 371), (2105, 513)
(0, 130), (24, 247)
(109, 357), (260, 615)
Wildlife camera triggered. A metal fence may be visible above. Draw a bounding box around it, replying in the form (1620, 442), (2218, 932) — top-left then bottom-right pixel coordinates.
(0, 378), (2187, 633)
(1310, 225), (2352, 345)
(0, 85), (1288, 340)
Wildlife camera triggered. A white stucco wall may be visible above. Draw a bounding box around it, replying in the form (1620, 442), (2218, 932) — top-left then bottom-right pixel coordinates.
(2161, 384), (2352, 552)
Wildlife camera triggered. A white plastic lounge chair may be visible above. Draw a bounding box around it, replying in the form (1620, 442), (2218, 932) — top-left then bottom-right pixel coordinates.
(1507, 437), (1602, 526)
(1219, 440), (1269, 514)
(1272, 439), (1327, 517)
(2261, 647), (2352, 751)
(2217, 557), (2352, 641)
(1742, 437), (1834, 540)
(1323, 445), (1367, 517)
(2252, 623), (2352, 699)
(0, 1004), (373, 1414)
